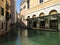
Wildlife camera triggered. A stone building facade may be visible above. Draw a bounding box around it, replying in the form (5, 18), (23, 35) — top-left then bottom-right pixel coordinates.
(0, 0), (11, 35)
(20, 0), (60, 31)
(11, 0), (16, 24)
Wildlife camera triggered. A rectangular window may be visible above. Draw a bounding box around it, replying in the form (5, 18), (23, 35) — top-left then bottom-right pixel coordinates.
(6, 11), (9, 21)
(1, 7), (4, 16)
(27, 0), (30, 9)
(40, 0), (43, 3)
(6, 1), (9, 10)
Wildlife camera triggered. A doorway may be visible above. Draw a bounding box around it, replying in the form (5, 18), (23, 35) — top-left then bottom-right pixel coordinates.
(40, 21), (45, 28)
(33, 21), (37, 28)
(49, 20), (58, 29)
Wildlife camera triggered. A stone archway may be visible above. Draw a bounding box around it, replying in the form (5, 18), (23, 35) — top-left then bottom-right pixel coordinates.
(27, 16), (30, 19)
(39, 12), (45, 28)
(39, 12), (45, 17)
(27, 16), (31, 28)
(32, 15), (36, 18)
(49, 10), (58, 30)
(49, 10), (58, 15)
(32, 15), (37, 28)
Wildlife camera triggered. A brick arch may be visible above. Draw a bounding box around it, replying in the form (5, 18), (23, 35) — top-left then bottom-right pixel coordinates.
(39, 12), (45, 17)
(49, 10), (58, 15)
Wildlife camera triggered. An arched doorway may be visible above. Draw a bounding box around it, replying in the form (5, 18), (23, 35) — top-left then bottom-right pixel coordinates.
(32, 15), (37, 28)
(27, 16), (30, 19)
(39, 12), (45, 17)
(39, 12), (45, 28)
(49, 10), (58, 29)
(32, 15), (36, 18)
(27, 16), (32, 28)
(49, 10), (58, 15)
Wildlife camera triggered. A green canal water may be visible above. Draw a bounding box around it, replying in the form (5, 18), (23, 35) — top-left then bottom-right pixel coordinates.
(0, 28), (60, 45)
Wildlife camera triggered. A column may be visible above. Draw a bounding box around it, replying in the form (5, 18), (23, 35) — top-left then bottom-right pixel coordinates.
(31, 20), (33, 28)
(37, 19), (40, 28)
(58, 15), (60, 31)
(45, 18), (49, 29)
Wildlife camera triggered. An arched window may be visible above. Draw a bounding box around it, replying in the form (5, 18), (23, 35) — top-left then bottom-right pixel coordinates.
(39, 12), (45, 17)
(49, 10), (58, 15)
(27, 16), (30, 19)
(32, 15), (36, 18)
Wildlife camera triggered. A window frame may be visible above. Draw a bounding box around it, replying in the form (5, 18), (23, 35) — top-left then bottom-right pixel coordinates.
(27, 0), (30, 9)
(40, 0), (43, 3)
(1, 7), (4, 16)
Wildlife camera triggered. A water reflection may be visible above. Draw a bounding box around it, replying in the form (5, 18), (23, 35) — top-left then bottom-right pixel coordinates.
(21, 29), (60, 45)
(0, 30), (20, 45)
(0, 27), (60, 45)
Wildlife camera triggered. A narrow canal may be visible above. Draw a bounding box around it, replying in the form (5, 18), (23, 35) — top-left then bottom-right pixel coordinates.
(0, 26), (60, 45)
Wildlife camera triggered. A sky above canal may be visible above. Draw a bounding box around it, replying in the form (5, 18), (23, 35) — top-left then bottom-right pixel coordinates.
(16, 0), (22, 14)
